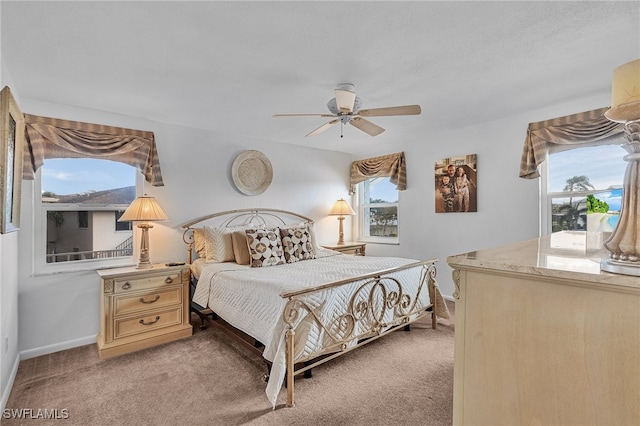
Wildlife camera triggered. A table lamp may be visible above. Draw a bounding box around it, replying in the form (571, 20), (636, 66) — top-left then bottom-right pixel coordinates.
(118, 194), (168, 269)
(328, 198), (356, 245)
(601, 58), (640, 275)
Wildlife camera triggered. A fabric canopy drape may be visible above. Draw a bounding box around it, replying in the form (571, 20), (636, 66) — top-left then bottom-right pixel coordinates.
(519, 107), (625, 179)
(349, 151), (406, 194)
(23, 114), (164, 186)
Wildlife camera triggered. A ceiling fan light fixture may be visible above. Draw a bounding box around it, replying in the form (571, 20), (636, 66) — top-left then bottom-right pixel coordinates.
(327, 96), (362, 115)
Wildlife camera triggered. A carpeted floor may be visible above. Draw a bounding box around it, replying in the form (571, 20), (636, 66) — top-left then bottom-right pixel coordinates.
(4, 302), (455, 425)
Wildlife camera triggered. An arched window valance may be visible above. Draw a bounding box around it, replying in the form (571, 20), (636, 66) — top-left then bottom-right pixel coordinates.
(519, 107), (625, 179)
(22, 114), (164, 186)
(349, 151), (406, 194)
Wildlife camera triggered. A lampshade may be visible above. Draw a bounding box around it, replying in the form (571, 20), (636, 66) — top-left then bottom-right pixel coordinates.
(118, 194), (169, 222)
(328, 198), (356, 216)
(604, 58), (640, 123)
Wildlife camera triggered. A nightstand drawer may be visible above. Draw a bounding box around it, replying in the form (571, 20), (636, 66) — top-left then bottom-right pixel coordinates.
(113, 271), (182, 293)
(114, 307), (183, 339)
(114, 286), (182, 316)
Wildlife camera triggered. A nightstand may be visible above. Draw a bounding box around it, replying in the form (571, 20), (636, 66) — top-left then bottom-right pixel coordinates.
(96, 263), (192, 359)
(321, 242), (366, 256)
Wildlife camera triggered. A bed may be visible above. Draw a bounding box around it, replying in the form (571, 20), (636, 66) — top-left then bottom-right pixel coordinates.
(181, 208), (449, 408)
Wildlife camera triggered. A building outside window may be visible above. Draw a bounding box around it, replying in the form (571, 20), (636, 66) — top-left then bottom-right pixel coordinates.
(40, 158), (137, 265)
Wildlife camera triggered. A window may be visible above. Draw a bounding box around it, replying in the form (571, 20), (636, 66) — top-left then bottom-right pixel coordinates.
(543, 144), (625, 234)
(357, 177), (399, 243)
(39, 158), (138, 268)
(77, 211), (89, 228)
(115, 210), (133, 231)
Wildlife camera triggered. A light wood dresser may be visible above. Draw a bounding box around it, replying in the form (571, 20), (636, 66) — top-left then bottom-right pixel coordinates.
(447, 231), (640, 425)
(97, 263), (192, 359)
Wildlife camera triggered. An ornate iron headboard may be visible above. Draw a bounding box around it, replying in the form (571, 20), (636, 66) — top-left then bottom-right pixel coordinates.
(180, 208), (314, 264)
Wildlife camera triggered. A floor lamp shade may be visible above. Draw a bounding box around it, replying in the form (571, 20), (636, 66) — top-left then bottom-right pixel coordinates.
(118, 194), (168, 269)
(328, 198), (356, 245)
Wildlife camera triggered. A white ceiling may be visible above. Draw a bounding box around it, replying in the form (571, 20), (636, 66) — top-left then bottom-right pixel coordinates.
(2, 1), (639, 156)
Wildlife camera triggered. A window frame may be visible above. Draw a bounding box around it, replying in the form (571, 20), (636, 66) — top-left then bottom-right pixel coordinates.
(355, 177), (400, 245)
(33, 167), (141, 275)
(540, 145), (624, 236)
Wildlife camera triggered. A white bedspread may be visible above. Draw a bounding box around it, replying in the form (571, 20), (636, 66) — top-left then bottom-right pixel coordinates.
(192, 249), (447, 408)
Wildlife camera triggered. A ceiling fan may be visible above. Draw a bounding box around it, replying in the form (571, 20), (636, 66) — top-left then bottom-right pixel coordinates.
(273, 83), (421, 138)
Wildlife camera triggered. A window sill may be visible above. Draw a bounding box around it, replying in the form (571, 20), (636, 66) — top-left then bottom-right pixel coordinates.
(358, 238), (399, 245)
(33, 258), (136, 276)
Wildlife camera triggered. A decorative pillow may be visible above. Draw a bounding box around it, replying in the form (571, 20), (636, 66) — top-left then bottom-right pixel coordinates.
(231, 230), (251, 265)
(280, 226), (315, 263)
(193, 228), (207, 259)
(204, 225), (239, 263)
(245, 228), (286, 267)
(294, 221), (319, 256)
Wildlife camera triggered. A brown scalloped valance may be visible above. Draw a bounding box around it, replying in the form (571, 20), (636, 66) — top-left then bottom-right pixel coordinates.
(22, 114), (164, 186)
(349, 151), (406, 194)
(519, 107), (625, 179)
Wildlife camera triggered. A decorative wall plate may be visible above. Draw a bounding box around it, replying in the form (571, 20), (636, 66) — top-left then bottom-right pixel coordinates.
(231, 150), (273, 196)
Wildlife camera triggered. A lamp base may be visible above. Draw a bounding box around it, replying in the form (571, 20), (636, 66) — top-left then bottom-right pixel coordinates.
(336, 216), (345, 245)
(600, 257), (640, 276)
(135, 262), (153, 269)
(136, 223), (153, 269)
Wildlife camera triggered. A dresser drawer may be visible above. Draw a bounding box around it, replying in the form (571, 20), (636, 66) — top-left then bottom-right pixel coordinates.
(113, 271), (183, 293)
(114, 307), (183, 339)
(114, 286), (182, 316)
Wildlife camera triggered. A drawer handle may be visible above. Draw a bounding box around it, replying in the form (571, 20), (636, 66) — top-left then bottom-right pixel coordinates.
(122, 282), (132, 290)
(139, 316), (161, 326)
(164, 276), (174, 284)
(139, 295), (160, 304)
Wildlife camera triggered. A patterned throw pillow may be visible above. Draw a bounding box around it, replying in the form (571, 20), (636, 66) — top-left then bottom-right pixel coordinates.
(245, 228), (286, 267)
(280, 226), (315, 263)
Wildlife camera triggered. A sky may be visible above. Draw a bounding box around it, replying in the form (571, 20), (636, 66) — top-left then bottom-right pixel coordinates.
(41, 158), (136, 195)
(42, 147), (626, 209)
(548, 144), (626, 212)
(368, 177), (398, 203)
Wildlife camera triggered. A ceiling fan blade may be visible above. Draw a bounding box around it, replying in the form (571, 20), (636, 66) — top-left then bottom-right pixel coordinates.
(306, 119), (339, 137)
(273, 113), (335, 117)
(357, 105), (421, 117)
(349, 117), (385, 136)
(334, 89), (356, 113)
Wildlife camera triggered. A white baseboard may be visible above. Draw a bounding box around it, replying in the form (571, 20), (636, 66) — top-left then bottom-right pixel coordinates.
(20, 335), (96, 360)
(1, 353), (20, 411)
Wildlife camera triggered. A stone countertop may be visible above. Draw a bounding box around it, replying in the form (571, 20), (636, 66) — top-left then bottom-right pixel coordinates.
(446, 231), (640, 291)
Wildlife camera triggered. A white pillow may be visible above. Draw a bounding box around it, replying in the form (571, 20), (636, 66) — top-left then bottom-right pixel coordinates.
(192, 228), (207, 259)
(204, 225), (242, 263)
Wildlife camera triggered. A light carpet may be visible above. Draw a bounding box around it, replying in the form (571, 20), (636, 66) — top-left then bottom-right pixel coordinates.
(5, 303), (455, 425)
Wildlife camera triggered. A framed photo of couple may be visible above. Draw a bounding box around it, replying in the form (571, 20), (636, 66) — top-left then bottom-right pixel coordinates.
(1, 86), (25, 234)
(435, 154), (477, 213)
